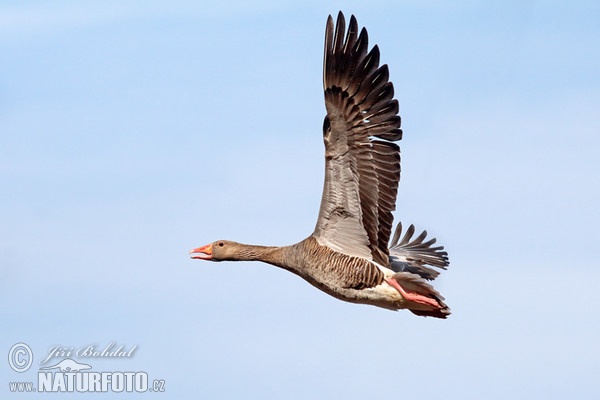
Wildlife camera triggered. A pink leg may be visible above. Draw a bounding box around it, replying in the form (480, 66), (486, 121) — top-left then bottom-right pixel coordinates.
(385, 278), (441, 308)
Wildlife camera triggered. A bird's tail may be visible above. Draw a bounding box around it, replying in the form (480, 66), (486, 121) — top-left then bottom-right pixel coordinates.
(387, 222), (450, 318)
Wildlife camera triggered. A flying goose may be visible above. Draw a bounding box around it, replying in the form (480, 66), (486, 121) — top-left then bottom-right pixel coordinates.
(191, 12), (450, 318)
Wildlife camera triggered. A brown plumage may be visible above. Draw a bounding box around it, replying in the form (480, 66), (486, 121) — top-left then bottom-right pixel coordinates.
(191, 12), (450, 318)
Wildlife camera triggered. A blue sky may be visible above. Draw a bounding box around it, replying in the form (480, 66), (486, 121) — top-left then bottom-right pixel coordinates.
(1, 1), (599, 398)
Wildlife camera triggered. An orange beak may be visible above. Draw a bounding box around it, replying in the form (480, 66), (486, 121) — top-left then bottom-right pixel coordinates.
(189, 243), (213, 260)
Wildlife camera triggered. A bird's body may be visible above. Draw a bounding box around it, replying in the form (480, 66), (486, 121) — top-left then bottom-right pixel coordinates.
(191, 12), (450, 318)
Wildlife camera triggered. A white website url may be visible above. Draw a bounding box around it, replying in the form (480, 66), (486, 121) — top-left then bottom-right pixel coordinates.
(9, 382), (35, 392)
(38, 371), (148, 392)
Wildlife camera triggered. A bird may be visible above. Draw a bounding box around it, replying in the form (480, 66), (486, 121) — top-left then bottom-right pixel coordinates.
(190, 12), (450, 318)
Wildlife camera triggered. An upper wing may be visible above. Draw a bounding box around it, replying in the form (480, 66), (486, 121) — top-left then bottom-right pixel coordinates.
(312, 12), (402, 266)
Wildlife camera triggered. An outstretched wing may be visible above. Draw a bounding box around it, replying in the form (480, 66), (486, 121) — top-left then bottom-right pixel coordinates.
(312, 12), (402, 266)
(388, 222), (449, 280)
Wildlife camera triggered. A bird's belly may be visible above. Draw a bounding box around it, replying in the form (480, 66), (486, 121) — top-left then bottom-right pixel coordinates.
(296, 268), (406, 311)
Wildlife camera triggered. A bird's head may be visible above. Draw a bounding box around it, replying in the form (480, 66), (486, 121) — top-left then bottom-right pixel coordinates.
(189, 240), (238, 261)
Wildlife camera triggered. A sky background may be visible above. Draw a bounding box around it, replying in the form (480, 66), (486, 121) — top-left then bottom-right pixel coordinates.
(1, 0), (599, 398)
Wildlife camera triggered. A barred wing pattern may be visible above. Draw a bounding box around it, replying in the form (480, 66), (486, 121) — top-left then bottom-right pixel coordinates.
(312, 12), (402, 267)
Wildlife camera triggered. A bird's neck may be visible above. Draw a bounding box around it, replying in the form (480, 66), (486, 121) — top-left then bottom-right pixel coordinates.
(231, 244), (289, 267)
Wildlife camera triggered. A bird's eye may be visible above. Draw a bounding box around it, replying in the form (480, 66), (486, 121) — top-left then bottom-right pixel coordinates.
(218, 242), (224, 247)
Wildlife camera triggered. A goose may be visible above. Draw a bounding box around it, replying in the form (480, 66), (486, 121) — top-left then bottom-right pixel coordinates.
(190, 12), (450, 318)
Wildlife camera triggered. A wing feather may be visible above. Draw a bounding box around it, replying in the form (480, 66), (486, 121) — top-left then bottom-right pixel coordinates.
(389, 222), (449, 280)
(312, 12), (402, 266)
